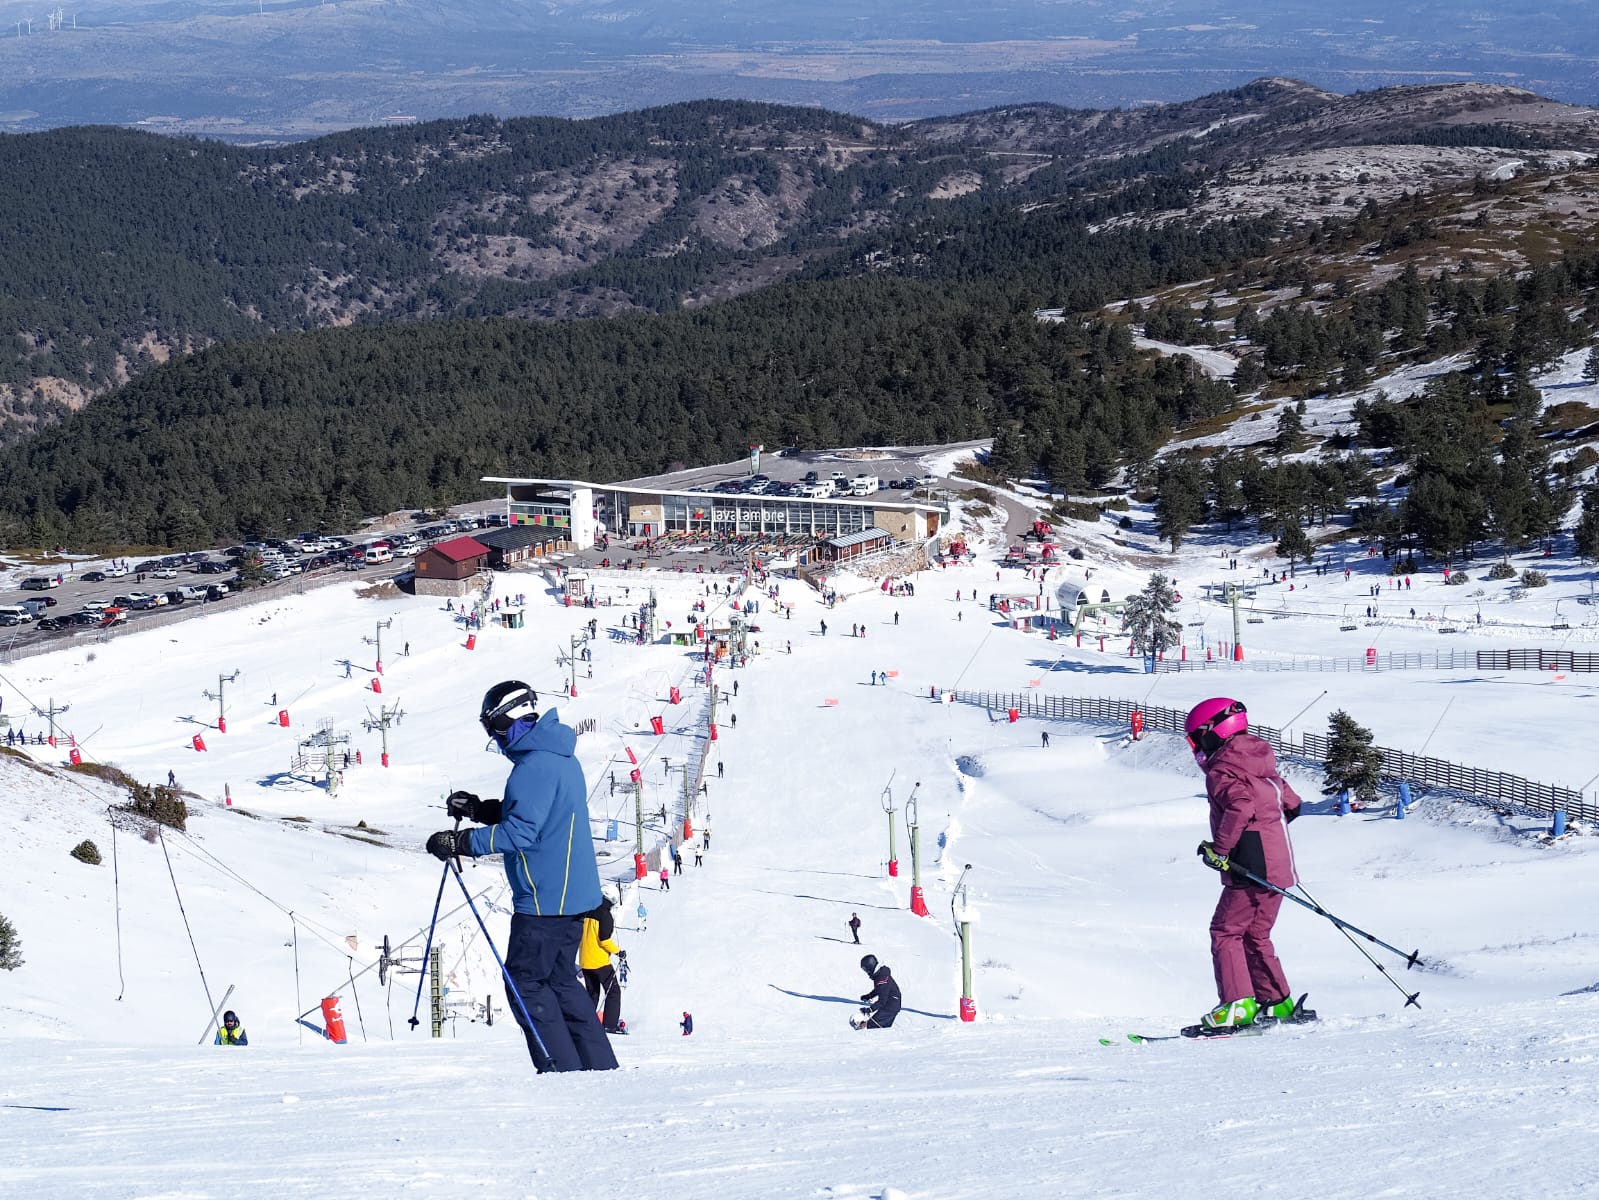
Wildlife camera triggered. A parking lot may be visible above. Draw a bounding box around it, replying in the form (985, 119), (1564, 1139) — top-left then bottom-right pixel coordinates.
(616, 447), (945, 501)
(0, 512), (500, 651)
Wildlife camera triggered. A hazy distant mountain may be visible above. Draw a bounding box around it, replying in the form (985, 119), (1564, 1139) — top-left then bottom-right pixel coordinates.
(0, 1), (1596, 138)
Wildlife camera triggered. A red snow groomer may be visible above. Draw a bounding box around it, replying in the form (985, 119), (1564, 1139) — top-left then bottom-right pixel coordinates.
(1020, 520), (1062, 563)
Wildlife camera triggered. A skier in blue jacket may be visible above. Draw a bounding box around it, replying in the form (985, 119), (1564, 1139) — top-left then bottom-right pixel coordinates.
(428, 681), (618, 1073)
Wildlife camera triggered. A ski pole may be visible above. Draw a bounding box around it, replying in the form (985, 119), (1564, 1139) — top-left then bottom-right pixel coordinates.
(1294, 881), (1421, 1009)
(449, 864), (554, 1071)
(1216, 856), (1425, 969)
(408, 859), (452, 1030)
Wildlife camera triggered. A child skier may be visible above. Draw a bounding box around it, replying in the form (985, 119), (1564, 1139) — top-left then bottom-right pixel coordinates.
(1184, 697), (1315, 1035)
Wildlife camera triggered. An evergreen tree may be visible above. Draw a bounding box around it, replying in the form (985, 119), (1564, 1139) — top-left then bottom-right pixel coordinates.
(1575, 485), (1599, 563)
(1153, 460), (1208, 551)
(1231, 353), (1267, 395)
(1273, 406), (1307, 455)
(987, 422), (1027, 479)
(1276, 520), (1314, 565)
(1322, 709), (1384, 804)
(0, 912), (21, 971)
(1121, 573), (1183, 665)
(1583, 346), (1599, 385)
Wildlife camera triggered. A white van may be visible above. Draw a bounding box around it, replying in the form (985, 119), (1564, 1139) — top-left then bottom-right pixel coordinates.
(800, 483), (833, 499)
(0, 604), (34, 624)
(364, 545), (395, 565)
(850, 475), (879, 496)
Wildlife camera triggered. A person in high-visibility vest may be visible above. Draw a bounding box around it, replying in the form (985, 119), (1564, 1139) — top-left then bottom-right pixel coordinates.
(214, 1010), (248, 1046)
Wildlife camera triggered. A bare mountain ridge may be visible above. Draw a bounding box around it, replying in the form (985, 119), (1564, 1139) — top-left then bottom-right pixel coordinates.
(3, 78), (1598, 440)
(909, 79), (1599, 168)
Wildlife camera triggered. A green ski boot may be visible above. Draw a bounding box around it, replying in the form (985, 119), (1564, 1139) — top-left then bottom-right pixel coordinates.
(1195, 996), (1259, 1035)
(1263, 993), (1317, 1024)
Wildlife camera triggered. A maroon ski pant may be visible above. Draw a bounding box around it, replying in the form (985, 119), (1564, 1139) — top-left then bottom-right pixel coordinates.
(1210, 884), (1289, 1005)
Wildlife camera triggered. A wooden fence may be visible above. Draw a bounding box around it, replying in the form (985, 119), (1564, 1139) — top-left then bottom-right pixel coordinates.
(936, 688), (1595, 823)
(1154, 648), (1599, 674)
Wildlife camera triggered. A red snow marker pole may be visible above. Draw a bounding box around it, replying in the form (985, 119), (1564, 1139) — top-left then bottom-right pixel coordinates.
(910, 885), (929, 917)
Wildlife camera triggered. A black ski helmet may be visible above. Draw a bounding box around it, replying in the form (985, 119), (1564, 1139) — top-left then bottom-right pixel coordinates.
(480, 680), (538, 740)
(222, 1010), (239, 1027)
(860, 954), (878, 976)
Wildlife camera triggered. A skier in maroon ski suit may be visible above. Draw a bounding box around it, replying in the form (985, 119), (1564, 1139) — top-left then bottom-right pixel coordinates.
(1185, 697), (1306, 1032)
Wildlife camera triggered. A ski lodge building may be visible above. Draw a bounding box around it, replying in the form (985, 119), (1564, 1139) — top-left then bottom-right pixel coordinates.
(482, 476), (943, 550)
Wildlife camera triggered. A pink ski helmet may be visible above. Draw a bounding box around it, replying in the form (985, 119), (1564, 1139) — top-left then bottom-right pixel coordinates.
(1184, 697), (1247, 765)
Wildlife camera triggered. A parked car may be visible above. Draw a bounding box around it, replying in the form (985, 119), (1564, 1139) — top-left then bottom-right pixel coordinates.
(206, 584), (231, 601)
(64, 611), (99, 627)
(21, 576), (59, 590)
(195, 560), (227, 574)
(81, 570), (109, 582)
(36, 617), (65, 632)
(153, 567), (179, 579)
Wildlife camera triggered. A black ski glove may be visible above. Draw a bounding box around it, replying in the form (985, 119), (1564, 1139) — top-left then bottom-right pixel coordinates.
(860, 992), (873, 1003)
(446, 791), (503, 824)
(426, 830), (473, 861)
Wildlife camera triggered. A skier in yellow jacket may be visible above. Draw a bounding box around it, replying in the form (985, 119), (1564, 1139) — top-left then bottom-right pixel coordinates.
(580, 885), (626, 1034)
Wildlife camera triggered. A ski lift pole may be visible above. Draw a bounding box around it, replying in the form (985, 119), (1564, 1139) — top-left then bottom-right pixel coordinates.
(881, 772), (898, 877)
(951, 864), (975, 1021)
(904, 782), (927, 915)
(449, 865), (553, 1071)
(407, 860), (452, 1030)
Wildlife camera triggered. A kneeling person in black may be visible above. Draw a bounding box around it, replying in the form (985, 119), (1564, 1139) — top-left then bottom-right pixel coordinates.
(856, 954), (902, 1029)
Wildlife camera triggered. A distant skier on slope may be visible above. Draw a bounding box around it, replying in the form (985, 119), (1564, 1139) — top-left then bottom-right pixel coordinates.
(853, 954), (902, 1029)
(1184, 697), (1315, 1035)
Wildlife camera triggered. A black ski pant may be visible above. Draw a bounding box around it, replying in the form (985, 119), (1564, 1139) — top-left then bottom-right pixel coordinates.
(505, 914), (618, 1073)
(583, 964), (623, 1032)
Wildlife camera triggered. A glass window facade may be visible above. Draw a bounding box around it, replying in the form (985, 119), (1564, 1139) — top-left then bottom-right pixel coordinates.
(658, 495), (871, 537)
